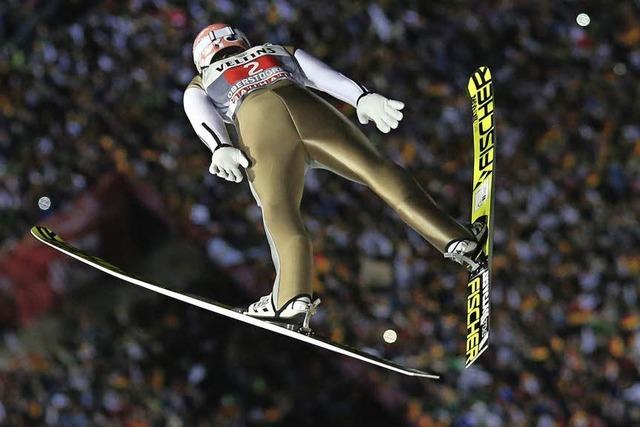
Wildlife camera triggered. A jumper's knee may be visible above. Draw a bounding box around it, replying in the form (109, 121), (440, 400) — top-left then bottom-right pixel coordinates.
(261, 204), (310, 244)
(283, 233), (312, 256)
(366, 162), (417, 203)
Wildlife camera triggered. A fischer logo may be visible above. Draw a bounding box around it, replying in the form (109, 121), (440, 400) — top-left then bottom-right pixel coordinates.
(465, 269), (490, 366)
(471, 68), (495, 188)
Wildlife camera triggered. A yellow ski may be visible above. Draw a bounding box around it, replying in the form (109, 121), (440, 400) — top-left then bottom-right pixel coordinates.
(465, 67), (496, 367)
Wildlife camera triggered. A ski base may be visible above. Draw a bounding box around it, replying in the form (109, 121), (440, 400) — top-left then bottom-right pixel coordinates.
(30, 226), (439, 379)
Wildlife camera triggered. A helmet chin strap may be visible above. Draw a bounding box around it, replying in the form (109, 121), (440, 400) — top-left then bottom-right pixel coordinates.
(215, 46), (247, 60)
(200, 47), (248, 71)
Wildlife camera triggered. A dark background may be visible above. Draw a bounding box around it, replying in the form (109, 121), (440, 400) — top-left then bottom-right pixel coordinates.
(1, 0), (639, 426)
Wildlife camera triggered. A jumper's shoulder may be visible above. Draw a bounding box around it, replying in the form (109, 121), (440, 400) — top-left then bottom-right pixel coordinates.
(183, 75), (207, 114)
(187, 74), (205, 91)
(262, 43), (297, 56)
(280, 45), (298, 56)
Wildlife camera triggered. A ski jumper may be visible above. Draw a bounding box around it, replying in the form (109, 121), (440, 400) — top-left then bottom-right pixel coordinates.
(184, 44), (472, 309)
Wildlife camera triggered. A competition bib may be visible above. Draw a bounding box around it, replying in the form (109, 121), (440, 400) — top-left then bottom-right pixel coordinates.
(202, 45), (307, 121)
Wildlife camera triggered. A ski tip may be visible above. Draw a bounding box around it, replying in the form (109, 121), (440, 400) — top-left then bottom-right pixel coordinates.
(31, 225), (46, 238)
(470, 65), (490, 75)
(468, 66), (492, 80)
(467, 66), (494, 98)
(31, 225), (55, 240)
(31, 226), (67, 247)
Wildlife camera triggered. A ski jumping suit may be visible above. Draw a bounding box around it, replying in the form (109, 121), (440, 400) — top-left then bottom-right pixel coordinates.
(184, 44), (472, 309)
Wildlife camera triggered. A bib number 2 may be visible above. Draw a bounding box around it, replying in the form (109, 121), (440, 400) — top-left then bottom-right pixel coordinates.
(244, 61), (263, 76)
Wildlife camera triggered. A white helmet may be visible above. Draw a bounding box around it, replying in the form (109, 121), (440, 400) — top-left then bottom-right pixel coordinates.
(192, 23), (250, 73)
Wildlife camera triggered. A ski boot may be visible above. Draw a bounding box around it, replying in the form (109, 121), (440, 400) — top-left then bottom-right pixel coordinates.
(241, 293), (321, 334)
(444, 217), (488, 273)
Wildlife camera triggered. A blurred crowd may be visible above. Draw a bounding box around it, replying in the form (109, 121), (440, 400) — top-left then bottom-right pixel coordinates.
(0, 255), (401, 427)
(1, 0), (640, 425)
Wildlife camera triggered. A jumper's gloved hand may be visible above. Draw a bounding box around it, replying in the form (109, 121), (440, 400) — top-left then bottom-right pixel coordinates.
(209, 146), (249, 183)
(356, 93), (405, 133)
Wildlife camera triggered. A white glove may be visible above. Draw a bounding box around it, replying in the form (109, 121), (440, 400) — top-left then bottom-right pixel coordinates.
(209, 146), (249, 183)
(356, 93), (405, 133)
